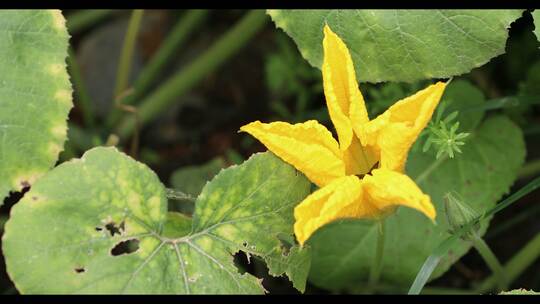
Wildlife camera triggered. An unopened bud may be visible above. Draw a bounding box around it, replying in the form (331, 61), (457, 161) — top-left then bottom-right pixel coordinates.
(444, 192), (480, 238)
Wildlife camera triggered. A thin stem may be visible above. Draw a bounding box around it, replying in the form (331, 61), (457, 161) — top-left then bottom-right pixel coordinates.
(114, 10), (268, 139)
(518, 158), (540, 180)
(476, 232), (540, 294)
(114, 9), (144, 99)
(471, 233), (507, 292)
(368, 220), (386, 291)
(67, 47), (95, 128)
(66, 9), (114, 35)
(414, 155), (447, 185)
(106, 9), (209, 128)
(166, 188), (196, 202)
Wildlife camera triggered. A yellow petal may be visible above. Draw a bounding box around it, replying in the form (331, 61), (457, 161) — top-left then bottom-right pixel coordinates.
(359, 82), (447, 172)
(322, 25), (369, 150)
(240, 120), (345, 187)
(387, 82), (447, 131)
(362, 168), (436, 220)
(294, 175), (375, 245)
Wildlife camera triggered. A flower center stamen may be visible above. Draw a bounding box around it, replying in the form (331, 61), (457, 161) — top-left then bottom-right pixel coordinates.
(356, 161), (379, 179)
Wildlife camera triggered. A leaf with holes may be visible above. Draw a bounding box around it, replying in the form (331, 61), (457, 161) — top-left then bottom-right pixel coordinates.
(306, 115), (525, 291)
(0, 10), (72, 204)
(2, 147), (312, 294)
(268, 10), (523, 83)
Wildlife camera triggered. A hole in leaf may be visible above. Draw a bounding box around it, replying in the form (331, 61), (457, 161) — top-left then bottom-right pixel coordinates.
(110, 239), (140, 256)
(104, 221), (125, 237)
(277, 234), (293, 257)
(74, 267), (85, 274)
(233, 250), (299, 294)
(233, 251), (251, 275)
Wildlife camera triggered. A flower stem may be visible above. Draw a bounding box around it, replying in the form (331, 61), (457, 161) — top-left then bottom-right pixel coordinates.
(114, 9), (144, 99)
(114, 9), (268, 139)
(368, 220), (386, 291)
(471, 233), (507, 292)
(106, 9), (210, 129)
(476, 232), (540, 293)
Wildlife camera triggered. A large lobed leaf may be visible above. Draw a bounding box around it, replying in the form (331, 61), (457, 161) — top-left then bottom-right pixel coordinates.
(2, 148), (311, 294)
(269, 10), (524, 83)
(306, 114), (525, 291)
(0, 10), (72, 204)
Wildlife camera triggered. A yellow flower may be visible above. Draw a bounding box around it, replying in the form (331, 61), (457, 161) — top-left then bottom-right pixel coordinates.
(241, 25), (447, 246)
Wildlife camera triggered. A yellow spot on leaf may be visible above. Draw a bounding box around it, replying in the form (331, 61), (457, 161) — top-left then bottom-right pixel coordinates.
(148, 196), (162, 222)
(54, 89), (72, 105)
(137, 237), (160, 259)
(196, 236), (213, 252)
(50, 10), (66, 31)
(48, 142), (63, 157)
(51, 124), (67, 139)
(48, 63), (64, 76)
(215, 224), (237, 240)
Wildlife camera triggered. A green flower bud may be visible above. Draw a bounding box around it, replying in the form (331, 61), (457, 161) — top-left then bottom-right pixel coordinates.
(444, 192), (480, 238)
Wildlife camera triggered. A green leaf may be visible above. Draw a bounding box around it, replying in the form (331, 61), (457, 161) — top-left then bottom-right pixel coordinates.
(307, 115), (525, 291)
(2, 148), (312, 294)
(268, 10), (523, 83)
(170, 157), (226, 197)
(0, 10), (72, 204)
(500, 289), (540, 295)
(442, 80), (486, 132)
(533, 10), (540, 42)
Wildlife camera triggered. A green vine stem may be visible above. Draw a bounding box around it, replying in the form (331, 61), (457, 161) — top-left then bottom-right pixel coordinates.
(66, 9), (114, 35)
(471, 233), (507, 292)
(114, 9), (268, 139)
(518, 158), (540, 180)
(476, 232), (540, 294)
(67, 47), (95, 128)
(106, 9), (209, 129)
(368, 220), (386, 291)
(114, 9), (144, 99)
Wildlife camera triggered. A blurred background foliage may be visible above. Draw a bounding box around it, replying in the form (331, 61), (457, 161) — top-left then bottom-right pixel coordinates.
(1, 9), (540, 294)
